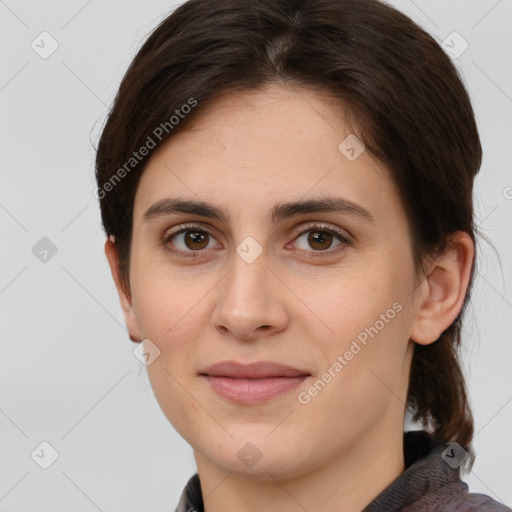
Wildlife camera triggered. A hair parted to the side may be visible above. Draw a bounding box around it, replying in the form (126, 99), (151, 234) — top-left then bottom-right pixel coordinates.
(95, 0), (483, 471)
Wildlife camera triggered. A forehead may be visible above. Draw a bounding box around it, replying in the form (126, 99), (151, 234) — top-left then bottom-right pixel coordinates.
(169, 84), (358, 153)
(133, 84), (404, 229)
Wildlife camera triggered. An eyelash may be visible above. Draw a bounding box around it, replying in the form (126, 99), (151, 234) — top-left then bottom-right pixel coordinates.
(161, 222), (352, 259)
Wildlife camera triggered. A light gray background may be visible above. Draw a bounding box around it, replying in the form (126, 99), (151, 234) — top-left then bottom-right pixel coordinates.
(0, 0), (511, 510)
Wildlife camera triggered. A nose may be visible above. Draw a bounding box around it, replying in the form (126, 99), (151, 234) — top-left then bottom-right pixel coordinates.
(211, 247), (289, 341)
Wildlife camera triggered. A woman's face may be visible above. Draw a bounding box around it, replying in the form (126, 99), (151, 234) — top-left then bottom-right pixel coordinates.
(123, 85), (424, 479)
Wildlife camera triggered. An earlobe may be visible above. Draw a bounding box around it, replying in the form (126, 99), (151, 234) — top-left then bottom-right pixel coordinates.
(409, 232), (474, 345)
(104, 236), (142, 343)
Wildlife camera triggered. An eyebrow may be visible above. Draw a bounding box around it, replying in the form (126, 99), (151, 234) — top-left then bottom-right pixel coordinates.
(143, 196), (374, 224)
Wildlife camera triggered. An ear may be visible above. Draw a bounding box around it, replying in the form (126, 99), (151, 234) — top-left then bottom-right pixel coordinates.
(409, 231), (474, 345)
(104, 236), (141, 343)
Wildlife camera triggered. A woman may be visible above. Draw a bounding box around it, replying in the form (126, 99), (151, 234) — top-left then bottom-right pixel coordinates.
(95, 0), (511, 510)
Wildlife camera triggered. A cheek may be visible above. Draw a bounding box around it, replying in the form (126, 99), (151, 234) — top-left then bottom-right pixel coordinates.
(145, 360), (205, 446)
(298, 269), (410, 418)
(310, 269), (403, 344)
(129, 263), (215, 431)
(295, 317), (410, 445)
(130, 255), (203, 341)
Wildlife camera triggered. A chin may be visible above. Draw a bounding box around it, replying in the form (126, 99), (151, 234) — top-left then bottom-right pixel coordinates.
(200, 436), (312, 480)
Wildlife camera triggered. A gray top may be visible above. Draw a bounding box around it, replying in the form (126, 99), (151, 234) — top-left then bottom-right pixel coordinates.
(175, 430), (511, 511)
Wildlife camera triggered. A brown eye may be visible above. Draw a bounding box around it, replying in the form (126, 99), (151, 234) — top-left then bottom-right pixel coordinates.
(163, 225), (220, 257)
(291, 223), (352, 258)
(307, 230), (334, 251)
(294, 228), (343, 252)
(183, 230), (210, 250)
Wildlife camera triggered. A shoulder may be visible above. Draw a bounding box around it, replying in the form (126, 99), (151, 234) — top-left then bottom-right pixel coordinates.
(454, 492), (512, 512)
(404, 481), (512, 512)
(399, 432), (511, 512)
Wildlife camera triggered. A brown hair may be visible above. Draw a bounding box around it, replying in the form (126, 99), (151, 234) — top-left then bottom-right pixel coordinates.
(95, 0), (482, 471)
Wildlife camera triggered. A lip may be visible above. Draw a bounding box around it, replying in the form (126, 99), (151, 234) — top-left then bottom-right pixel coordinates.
(200, 360), (311, 404)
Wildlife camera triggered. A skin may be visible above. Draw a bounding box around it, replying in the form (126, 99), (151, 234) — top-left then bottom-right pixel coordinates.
(105, 84), (474, 512)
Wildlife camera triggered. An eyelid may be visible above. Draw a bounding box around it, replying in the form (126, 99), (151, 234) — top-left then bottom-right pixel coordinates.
(161, 222), (222, 250)
(163, 221), (351, 241)
(161, 221), (352, 258)
(290, 221), (352, 244)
